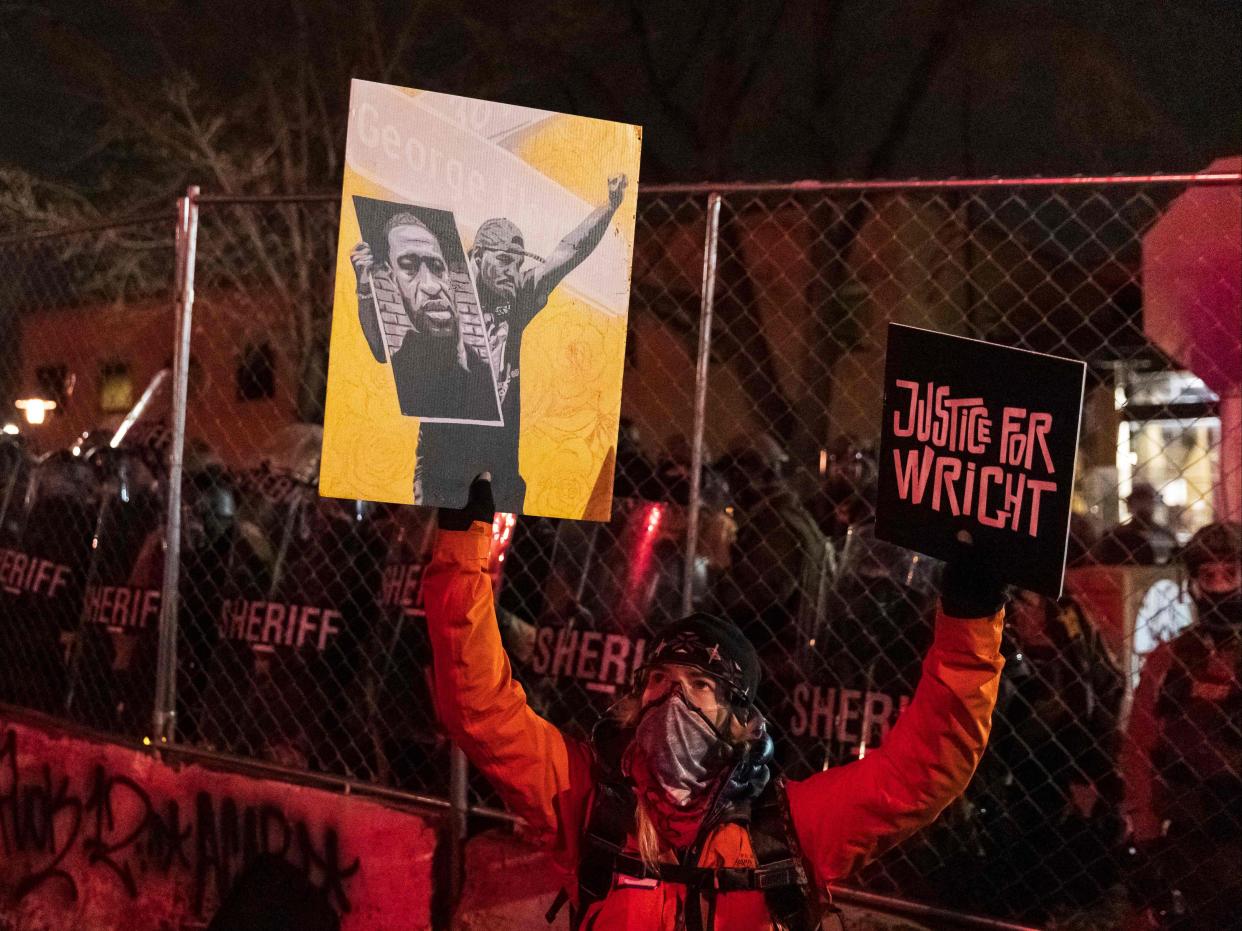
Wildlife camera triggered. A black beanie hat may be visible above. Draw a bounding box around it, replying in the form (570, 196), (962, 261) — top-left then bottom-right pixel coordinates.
(637, 613), (761, 706)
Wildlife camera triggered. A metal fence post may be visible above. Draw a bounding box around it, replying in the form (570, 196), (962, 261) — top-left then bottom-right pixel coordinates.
(682, 192), (723, 616)
(447, 744), (469, 907)
(152, 185), (200, 745)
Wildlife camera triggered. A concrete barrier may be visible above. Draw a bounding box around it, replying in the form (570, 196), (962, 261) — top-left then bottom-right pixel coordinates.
(0, 714), (439, 930)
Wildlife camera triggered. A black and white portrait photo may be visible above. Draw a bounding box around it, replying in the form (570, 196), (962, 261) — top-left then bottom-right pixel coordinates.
(350, 197), (502, 425)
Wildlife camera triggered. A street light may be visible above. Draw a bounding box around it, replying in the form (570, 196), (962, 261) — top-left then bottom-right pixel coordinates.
(14, 398), (57, 425)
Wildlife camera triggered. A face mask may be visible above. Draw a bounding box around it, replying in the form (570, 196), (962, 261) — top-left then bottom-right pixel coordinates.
(631, 689), (726, 807)
(1194, 589), (1242, 628)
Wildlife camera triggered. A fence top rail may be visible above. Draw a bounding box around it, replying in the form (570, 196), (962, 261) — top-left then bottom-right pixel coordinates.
(186, 171), (1242, 207)
(195, 192), (340, 205)
(9, 170), (1236, 240)
(639, 171), (1242, 195)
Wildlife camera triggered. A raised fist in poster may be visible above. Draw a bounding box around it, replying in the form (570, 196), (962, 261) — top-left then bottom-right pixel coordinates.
(608, 173), (628, 210)
(350, 240), (375, 292)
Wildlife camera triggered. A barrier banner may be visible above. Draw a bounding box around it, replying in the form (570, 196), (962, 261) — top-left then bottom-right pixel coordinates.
(875, 324), (1085, 596)
(322, 80), (642, 519)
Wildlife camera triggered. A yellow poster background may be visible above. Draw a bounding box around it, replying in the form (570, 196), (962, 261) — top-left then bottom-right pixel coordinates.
(320, 86), (641, 521)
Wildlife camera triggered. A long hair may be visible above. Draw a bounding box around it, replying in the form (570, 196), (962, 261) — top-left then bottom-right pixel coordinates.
(609, 692), (761, 870)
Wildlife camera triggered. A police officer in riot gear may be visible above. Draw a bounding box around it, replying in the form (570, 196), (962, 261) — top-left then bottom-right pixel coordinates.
(68, 441), (165, 733)
(980, 589), (1125, 921)
(177, 458), (239, 745)
(711, 437), (831, 747)
(0, 449), (98, 712)
(1123, 521), (1242, 927)
(795, 521), (935, 776)
(200, 427), (384, 774)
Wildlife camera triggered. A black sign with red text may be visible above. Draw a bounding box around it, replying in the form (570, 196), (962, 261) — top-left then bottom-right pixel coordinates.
(876, 324), (1085, 597)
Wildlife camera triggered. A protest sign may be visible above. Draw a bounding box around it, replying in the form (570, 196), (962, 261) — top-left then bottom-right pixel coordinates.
(321, 80), (642, 519)
(875, 324), (1086, 597)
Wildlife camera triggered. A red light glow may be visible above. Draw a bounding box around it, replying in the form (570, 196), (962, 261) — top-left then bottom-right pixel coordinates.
(492, 512), (516, 545)
(488, 512), (518, 594)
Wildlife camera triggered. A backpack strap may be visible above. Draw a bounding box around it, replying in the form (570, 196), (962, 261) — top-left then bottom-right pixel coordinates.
(548, 779), (635, 929)
(610, 852), (806, 891)
(749, 776), (822, 931)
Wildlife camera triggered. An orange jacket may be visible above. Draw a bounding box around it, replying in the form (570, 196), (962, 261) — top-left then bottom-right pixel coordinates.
(424, 524), (1004, 929)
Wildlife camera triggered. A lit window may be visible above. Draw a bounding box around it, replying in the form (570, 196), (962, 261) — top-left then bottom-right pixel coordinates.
(99, 361), (134, 413)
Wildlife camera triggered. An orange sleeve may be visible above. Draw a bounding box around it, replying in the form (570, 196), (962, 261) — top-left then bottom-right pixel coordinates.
(786, 606), (1004, 885)
(1121, 641), (1173, 843)
(421, 523), (595, 864)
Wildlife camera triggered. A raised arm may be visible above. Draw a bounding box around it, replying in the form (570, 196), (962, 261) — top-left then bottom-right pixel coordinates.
(530, 174), (627, 305)
(421, 485), (595, 857)
(786, 560), (1005, 885)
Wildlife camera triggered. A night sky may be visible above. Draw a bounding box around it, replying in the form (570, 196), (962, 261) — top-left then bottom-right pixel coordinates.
(1, 1), (1239, 195)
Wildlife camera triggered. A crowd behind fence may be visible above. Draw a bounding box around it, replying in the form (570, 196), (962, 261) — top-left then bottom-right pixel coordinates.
(0, 173), (1239, 928)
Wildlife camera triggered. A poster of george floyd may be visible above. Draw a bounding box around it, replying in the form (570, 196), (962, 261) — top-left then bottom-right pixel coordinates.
(320, 79), (642, 519)
(875, 324), (1087, 597)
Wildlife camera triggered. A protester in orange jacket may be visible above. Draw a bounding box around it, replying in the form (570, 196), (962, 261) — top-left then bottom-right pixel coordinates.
(424, 477), (1005, 930)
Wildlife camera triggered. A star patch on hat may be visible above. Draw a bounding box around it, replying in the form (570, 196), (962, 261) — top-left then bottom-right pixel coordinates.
(641, 614), (760, 704)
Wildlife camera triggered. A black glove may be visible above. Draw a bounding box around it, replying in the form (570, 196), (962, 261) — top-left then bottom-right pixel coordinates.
(940, 538), (1006, 618)
(437, 473), (495, 531)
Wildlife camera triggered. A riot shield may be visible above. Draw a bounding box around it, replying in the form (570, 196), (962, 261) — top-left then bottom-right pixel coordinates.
(0, 451), (99, 713)
(0, 437), (30, 545)
(366, 503), (444, 792)
(176, 461), (239, 745)
(198, 459), (384, 775)
(60, 375), (178, 735)
(64, 444), (165, 734)
(797, 522), (986, 907)
(790, 521), (939, 776)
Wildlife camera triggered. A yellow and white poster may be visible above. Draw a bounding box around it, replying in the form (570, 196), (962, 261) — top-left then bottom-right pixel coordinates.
(321, 80), (641, 519)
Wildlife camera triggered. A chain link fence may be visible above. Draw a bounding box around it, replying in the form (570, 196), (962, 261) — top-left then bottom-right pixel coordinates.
(0, 214), (175, 740)
(0, 175), (1238, 928)
(158, 194), (472, 804)
(494, 177), (1241, 929)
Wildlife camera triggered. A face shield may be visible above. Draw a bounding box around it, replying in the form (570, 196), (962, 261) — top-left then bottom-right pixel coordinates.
(838, 520), (939, 594)
(0, 439), (30, 539)
(183, 466), (238, 551)
(88, 447), (161, 507)
(27, 451), (98, 508)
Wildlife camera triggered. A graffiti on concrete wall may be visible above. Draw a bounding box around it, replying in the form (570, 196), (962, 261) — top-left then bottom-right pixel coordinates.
(0, 718), (435, 931)
(0, 727), (359, 914)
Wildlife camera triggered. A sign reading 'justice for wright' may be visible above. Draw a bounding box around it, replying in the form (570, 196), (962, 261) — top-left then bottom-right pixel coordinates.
(875, 324), (1086, 597)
